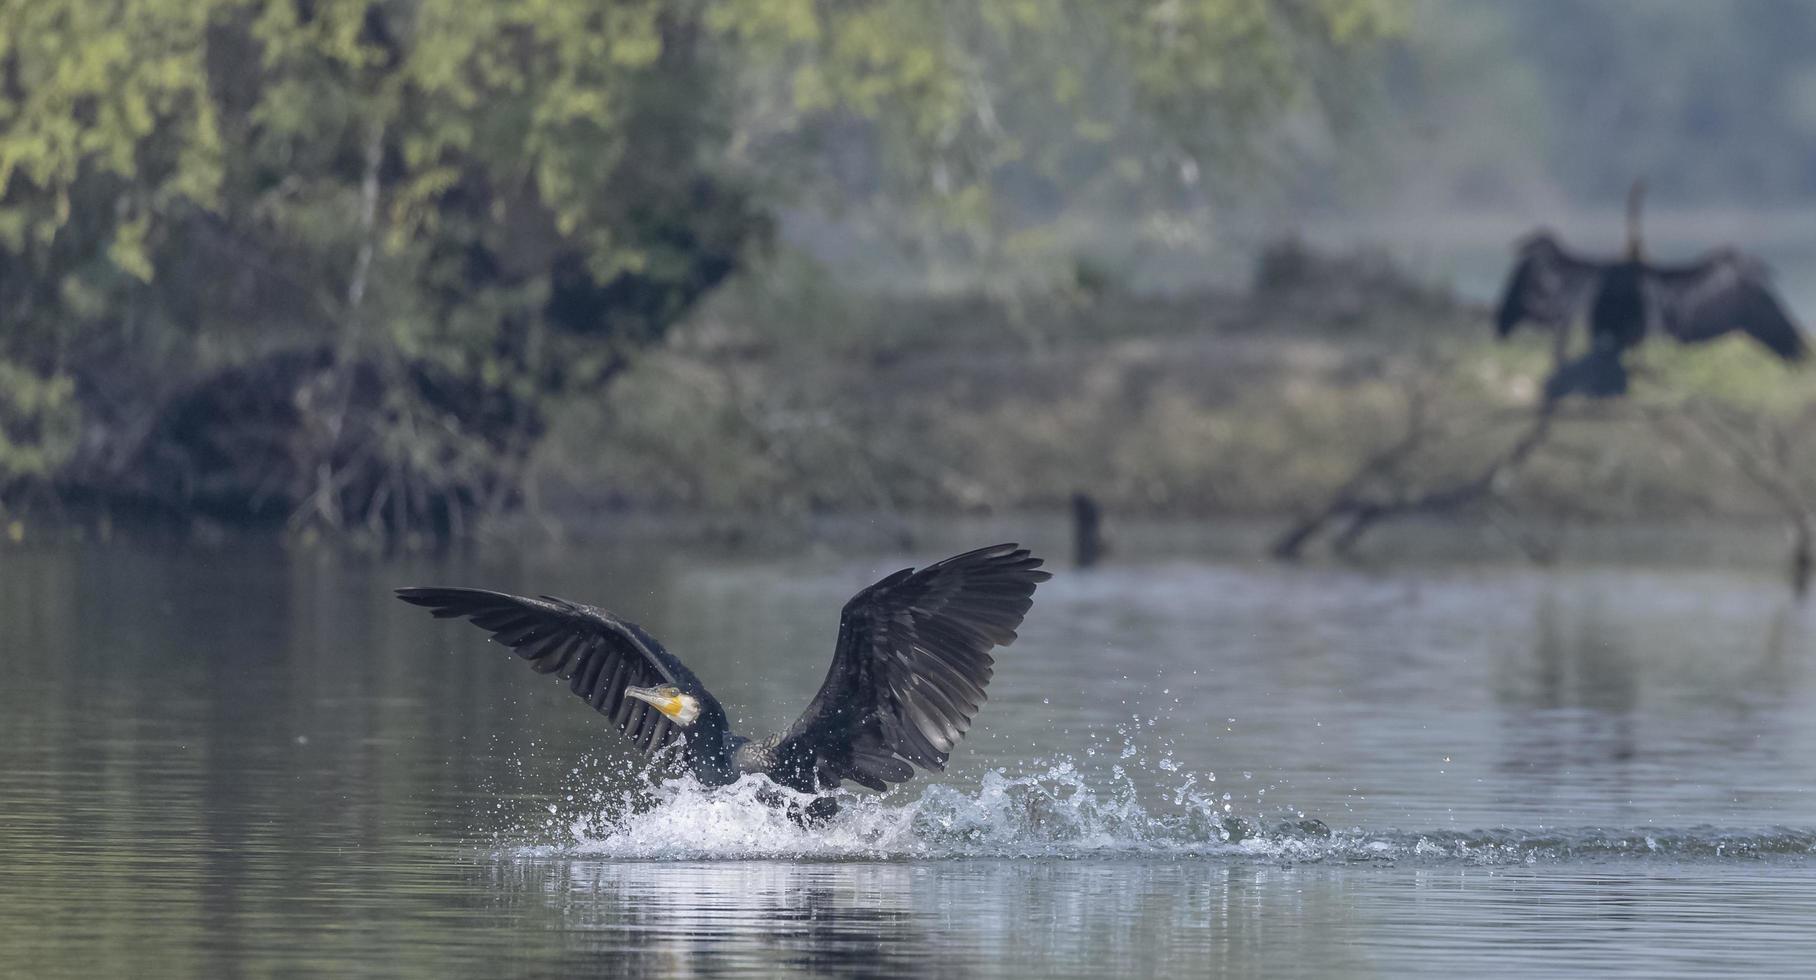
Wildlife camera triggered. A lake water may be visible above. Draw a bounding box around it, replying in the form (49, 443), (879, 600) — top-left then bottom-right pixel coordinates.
(4, 531), (1815, 977)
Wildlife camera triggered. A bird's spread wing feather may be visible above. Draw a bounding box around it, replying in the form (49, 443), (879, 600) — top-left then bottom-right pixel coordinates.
(1494, 235), (1601, 337)
(771, 543), (1050, 793)
(394, 587), (707, 755)
(1647, 252), (1808, 361)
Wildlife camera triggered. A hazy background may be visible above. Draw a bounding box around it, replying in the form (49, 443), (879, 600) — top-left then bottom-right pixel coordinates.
(4, 0), (1816, 554)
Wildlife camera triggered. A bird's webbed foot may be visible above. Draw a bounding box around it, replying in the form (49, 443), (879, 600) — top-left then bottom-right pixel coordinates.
(754, 785), (840, 826)
(795, 795), (840, 826)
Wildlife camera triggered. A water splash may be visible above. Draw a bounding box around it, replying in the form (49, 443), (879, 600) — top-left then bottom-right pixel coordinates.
(498, 758), (1816, 865)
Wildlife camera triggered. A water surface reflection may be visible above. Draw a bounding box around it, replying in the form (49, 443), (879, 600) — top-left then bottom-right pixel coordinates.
(3, 539), (1815, 977)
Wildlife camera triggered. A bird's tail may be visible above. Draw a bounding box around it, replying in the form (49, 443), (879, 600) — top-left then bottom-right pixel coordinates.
(1544, 347), (1629, 401)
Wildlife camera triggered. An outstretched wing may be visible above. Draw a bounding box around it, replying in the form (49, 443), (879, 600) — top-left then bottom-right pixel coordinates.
(769, 543), (1050, 793)
(1648, 251), (1808, 361)
(394, 587), (709, 755)
(1494, 233), (1602, 337)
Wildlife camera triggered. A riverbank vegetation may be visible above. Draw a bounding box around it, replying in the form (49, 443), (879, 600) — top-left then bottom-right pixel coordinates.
(531, 244), (1816, 544)
(0, 0), (1396, 541)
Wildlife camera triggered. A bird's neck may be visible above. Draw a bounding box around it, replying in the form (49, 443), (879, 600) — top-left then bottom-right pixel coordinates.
(683, 710), (741, 785)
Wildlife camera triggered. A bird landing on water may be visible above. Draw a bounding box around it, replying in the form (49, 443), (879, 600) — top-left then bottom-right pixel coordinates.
(396, 543), (1050, 823)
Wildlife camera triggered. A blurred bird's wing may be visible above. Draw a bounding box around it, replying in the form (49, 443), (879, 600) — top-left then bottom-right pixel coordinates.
(1647, 251), (1808, 361)
(769, 544), (1050, 793)
(394, 587), (714, 755)
(1494, 235), (1603, 337)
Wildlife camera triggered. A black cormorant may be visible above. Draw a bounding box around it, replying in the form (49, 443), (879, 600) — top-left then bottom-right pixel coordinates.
(396, 544), (1049, 804)
(1495, 181), (1806, 399)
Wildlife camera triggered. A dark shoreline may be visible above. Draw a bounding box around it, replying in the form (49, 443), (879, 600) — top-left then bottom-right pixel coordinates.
(5, 505), (1811, 584)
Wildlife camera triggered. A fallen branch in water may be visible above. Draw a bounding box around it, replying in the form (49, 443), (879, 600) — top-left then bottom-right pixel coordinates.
(1270, 373), (1562, 561)
(1274, 372), (1816, 595)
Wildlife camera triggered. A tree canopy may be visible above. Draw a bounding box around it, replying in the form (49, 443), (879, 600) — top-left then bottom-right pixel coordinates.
(0, 0), (1399, 535)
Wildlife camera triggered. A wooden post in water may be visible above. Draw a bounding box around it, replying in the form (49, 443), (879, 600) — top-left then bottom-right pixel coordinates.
(1071, 492), (1105, 569)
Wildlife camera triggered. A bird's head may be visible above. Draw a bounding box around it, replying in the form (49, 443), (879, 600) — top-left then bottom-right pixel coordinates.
(625, 684), (703, 726)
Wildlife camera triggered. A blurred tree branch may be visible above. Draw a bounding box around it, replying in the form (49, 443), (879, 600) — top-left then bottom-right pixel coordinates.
(1269, 362), (1561, 561)
(1273, 327), (1816, 595)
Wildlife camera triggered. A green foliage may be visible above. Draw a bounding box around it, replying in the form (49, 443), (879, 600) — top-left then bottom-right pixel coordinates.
(546, 280), (1816, 527)
(1636, 339), (1816, 415)
(0, 360), (79, 486)
(0, 0), (1401, 533)
(0, 0), (754, 355)
(0, 0), (769, 531)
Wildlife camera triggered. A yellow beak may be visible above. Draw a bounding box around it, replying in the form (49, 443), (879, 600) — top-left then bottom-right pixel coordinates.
(625, 686), (698, 724)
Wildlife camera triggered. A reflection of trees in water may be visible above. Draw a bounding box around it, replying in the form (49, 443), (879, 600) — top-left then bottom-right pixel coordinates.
(1493, 591), (1639, 813)
(1493, 585), (1806, 811)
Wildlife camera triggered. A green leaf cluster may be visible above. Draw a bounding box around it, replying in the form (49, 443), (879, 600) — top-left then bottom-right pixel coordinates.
(0, 0), (1398, 529)
(0, 359), (77, 485)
